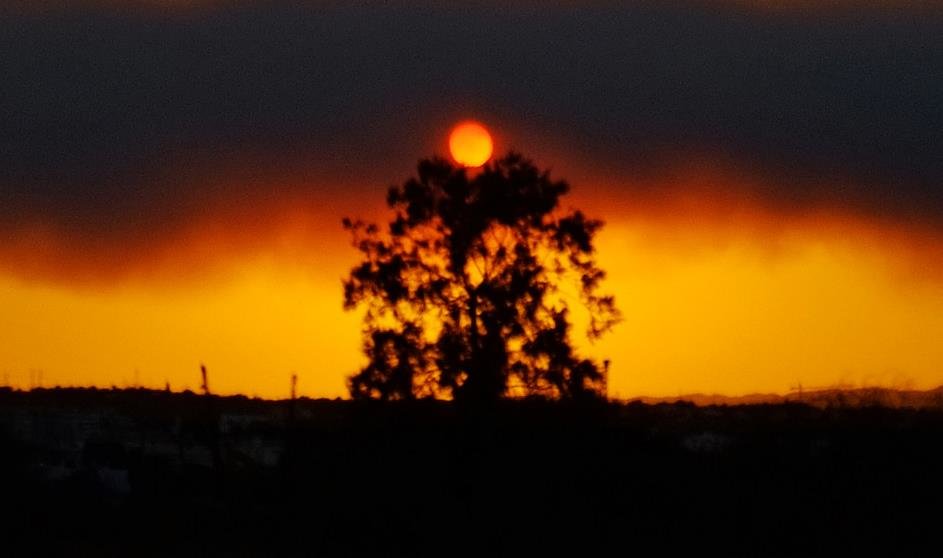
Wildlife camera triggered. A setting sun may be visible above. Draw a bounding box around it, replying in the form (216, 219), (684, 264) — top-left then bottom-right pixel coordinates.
(448, 121), (493, 167)
(5, 4), (943, 554)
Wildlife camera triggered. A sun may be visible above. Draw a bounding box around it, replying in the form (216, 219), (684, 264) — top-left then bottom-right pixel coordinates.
(449, 121), (493, 167)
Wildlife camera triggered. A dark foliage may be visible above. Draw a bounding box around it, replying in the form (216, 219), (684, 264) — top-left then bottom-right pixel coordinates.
(342, 153), (620, 401)
(2, 389), (943, 556)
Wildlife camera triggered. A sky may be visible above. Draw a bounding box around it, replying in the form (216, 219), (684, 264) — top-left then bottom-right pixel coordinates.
(2, 1), (943, 398)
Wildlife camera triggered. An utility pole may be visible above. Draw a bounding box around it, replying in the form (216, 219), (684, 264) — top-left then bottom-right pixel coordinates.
(200, 364), (224, 495)
(603, 359), (610, 401)
(200, 364), (210, 396)
(283, 373), (299, 496)
(289, 373), (298, 423)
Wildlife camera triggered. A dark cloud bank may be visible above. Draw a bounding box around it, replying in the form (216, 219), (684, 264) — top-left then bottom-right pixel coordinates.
(2, 1), (942, 270)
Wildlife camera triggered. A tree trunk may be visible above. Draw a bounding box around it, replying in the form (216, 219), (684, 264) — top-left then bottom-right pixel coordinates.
(463, 289), (503, 404)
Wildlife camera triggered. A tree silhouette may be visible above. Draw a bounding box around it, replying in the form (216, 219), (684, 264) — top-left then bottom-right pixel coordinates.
(342, 153), (620, 402)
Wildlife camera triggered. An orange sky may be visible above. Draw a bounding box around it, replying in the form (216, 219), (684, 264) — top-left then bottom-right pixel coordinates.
(2, 140), (942, 399)
(3, 2), (942, 399)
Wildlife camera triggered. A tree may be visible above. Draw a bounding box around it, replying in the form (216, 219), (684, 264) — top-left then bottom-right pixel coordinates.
(342, 153), (620, 402)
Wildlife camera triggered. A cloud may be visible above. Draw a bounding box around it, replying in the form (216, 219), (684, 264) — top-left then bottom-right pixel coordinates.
(2, 1), (942, 281)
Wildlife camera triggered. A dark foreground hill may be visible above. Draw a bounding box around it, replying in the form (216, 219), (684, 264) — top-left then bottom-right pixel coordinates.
(1, 387), (941, 556)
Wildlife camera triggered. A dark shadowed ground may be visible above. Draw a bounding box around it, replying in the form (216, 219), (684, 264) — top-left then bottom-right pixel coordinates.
(1, 388), (940, 556)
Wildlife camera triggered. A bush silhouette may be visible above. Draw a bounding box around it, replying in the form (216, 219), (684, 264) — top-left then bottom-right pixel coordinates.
(342, 153), (619, 402)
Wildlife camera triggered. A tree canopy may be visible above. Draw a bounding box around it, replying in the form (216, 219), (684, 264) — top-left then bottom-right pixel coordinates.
(342, 153), (620, 402)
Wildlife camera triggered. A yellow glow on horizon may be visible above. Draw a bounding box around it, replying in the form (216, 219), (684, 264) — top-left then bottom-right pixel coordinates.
(0, 263), (362, 399)
(586, 225), (943, 398)
(2, 222), (942, 399)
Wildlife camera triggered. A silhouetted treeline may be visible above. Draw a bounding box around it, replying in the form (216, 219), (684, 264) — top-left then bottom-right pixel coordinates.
(1, 387), (942, 556)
